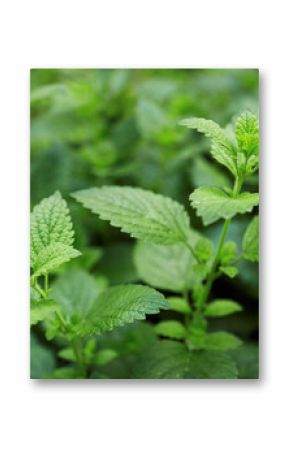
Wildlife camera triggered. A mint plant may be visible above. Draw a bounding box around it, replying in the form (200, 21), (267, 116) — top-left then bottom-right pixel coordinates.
(30, 192), (169, 378)
(30, 110), (259, 379)
(71, 111), (259, 379)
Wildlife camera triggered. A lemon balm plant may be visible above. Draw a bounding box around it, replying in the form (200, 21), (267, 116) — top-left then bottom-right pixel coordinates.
(30, 111), (259, 379)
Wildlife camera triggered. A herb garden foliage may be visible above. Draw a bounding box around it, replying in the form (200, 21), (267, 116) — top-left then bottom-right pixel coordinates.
(30, 69), (259, 379)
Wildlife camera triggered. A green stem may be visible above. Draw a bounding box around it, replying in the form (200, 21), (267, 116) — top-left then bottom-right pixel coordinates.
(197, 175), (243, 310)
(199, 218), (231, 309)
(33, 282), (46, 299)
(72, 338), (87, 377)
(44, 273), (49, 295)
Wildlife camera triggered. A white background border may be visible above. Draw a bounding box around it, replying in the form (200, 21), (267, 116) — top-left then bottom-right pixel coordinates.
(0, 0), (288, 447)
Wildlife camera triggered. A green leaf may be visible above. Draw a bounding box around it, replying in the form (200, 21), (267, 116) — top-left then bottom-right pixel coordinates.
(229, 344), (259, 379)
(30, 298), (60, 325)
(219, 266), (238, 278)
(190, 186), (259, 225)
(136, 99), (168, 138)
(186, 351), (238, 379)
(135, 341), (190, 379)
(95, 349), (118, 366)
(75, 284), (169, 337)
(58, 347), (76, 362)
(188, 331), (242, 351)
(30, 334), (56, 379)
(51, 269), (105, 321)
(193, 237), (213, 263)
(134, 239), (196, 293)
(32, 243), (81, 277)
(135, 340), (238, 379)
(72, 186), (191, 245)
(167, 297), (191, 314)
(155, 320), (186, 340)
(192, 156), (231, 189)
(31, 191), (75, 266)
(235, 111), (259, 157)
(220, 241), (237, 265)
(205, 300), (243, 317)
(242, 216), (259, 262)
(179, 117), (237, 176)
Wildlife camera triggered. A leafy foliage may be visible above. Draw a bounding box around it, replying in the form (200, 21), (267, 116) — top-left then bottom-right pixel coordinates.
(72, 186), (191, 245)
(30, 69), (259, 380)
(30, 191), (80, 275)
(155, 320), (186, 340)
(134, 239), (197, 292)
(205, 299), (243, 317)
(243, 216), (259, 262)
(135, 340), (238, 379)
(235, 111), (259, 157)
(74, 285), (169, 337)
(190, 186), (259, 225)
(179, 117), (237, 176)
(30, 299), (60, 325)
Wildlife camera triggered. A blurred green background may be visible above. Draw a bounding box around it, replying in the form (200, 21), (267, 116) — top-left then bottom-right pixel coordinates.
(30, 68), (259, 378)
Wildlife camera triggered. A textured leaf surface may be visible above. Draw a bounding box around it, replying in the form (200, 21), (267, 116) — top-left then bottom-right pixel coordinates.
(72, 186), (191, 245)
(205, 300), (242, 317)
(75, 284), (169, 337)
(30, 299), (60, 325)
(243, 216), (259, 262)
(190, 186), (259, 225)
(31, 191), (74, 266)
(51, 269), (104, 320)
(155, 320), (186, 340)
(186, 351), (238, 379)
(135, 340), (238, 379)
(134, 239), (196, 292)
(32, 243), (80, 277)
(235, 111), (259, 157)
(179, 117), (237, 175)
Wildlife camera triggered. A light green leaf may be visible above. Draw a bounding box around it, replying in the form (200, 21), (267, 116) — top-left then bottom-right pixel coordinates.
(167, 297), (191, 314)
(242, 216), (259, 262)
(188, 331), (242, 351)
(72, 186), (191, 245)
(135, 340), (238, 379)
(32, 243), (81, 277)
(190, 186), (259, 225)
(30, 298), (60, 325)
(31, 191), (75, 266)
(220, 241), (237, 265)
(136, 99), (168, 138)
(192, 156), (231, 189)
(58, 347), (76, 362)
(75, 284), (169, 337)
(205, 300), (243, 317)
(235, 111), (259, 157)
(155, 320), (186, 340)
(134, 239), (196, 293)
(193, 237), (213, 263)
(219, 266), (238, 278)
(51, 269), (105, 321)
(179, 117), (237, 176)
(95, 349), (118, 366)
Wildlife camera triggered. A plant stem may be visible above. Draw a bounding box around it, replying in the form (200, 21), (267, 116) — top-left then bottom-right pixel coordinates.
(199, 218), (231, 309)
(198, 174), (243, 310)
(72, 338), (87, 377)
(44, 273), (49, 295)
